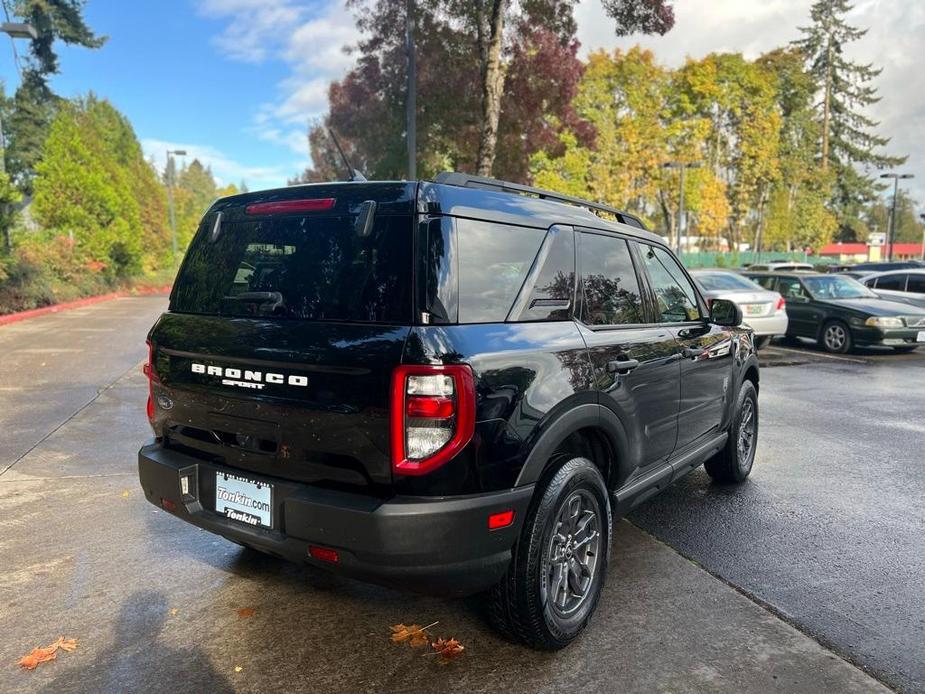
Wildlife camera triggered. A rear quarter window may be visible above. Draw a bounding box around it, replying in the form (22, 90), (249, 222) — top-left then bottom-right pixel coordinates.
(456, 219), (545, 323)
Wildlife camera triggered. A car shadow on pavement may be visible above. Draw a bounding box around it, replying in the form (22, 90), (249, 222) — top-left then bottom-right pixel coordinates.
(39, 590), (234, 694)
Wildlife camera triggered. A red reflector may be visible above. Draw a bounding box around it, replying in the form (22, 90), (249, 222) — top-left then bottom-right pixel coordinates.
(406, 396), (455, 419)
(308, 545), (339, 563)
(488, 510), (515, 530)
(161, 497), (176, 512)
(245, 198), (335, 215)
(146, 394), (155, 422)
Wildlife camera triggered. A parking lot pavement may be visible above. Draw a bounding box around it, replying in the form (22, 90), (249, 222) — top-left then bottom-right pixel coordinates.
(0, 298), (899, 693)
(633, 343), (925, 693)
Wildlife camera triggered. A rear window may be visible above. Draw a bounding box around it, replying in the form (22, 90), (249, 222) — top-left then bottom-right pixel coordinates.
(171, 213), (412, 323)
(695, 272), (762, 291)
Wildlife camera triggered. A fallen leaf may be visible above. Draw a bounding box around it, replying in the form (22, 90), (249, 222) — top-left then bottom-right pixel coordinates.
(431, 637), (465, 663)
(237, 608), (255, 618)
(18, 637), (79, 670)
(169, 608), (179, 617)
(234, 666), (243, 673)
(390, 621), (439, 648)
(121, 490), (130, 498)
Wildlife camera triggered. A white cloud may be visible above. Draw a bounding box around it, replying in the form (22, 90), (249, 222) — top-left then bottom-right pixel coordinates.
(141, 138), (305, 191)
(199, 0), (357, 159)
(575, 0), (925, 204)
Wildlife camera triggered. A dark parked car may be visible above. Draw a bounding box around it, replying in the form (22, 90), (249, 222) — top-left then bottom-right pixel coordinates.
(744, 271), (925, 353)
(139, 173), (760, 649)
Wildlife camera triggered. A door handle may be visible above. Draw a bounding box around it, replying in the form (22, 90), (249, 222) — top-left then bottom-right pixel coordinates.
(682, 346), (704, 359)
(607, 358), (640, 374)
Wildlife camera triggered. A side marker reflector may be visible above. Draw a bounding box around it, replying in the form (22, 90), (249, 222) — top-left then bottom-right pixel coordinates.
(488, 510), (515, 530)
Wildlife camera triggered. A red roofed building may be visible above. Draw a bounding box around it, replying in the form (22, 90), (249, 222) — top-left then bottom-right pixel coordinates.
(818, 242), (924, 263)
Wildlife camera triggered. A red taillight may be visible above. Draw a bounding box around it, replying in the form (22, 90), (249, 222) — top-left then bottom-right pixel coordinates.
(390, 364), (476, 476)
(488, 510), (515, 530)
(144, 340), (157, 426)
(776, 296), (786, 312)
(161, 497), (176, 512)
(245, 198), (335, 215)
(308, 545), (339, 563)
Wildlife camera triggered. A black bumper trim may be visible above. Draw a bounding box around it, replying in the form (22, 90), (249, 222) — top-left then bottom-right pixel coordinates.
(138, 441), (534, 596)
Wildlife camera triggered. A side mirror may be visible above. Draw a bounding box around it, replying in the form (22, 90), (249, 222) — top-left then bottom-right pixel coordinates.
(710, 298), (743, 327)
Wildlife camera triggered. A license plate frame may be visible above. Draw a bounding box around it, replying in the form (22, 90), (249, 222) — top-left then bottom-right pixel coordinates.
(214, 472), (273, 529)
(745, 304), (765, 316)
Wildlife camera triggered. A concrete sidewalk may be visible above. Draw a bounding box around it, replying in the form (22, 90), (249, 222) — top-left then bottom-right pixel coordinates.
(1, 370), (888, 693)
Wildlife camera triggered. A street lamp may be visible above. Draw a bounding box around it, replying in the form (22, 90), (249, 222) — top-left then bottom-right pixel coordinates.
(165, 149), (187, 264)
(880, 172), (914, 262)
(663, 161), (701, 255)
(919, 212), (925, 262)
(0, 20), (37, 254)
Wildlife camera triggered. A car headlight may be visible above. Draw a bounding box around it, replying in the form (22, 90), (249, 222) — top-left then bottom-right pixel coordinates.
(865, 316), (904, 328)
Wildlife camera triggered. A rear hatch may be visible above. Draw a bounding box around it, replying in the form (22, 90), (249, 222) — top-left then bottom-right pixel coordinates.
(149, 182), (416, 495)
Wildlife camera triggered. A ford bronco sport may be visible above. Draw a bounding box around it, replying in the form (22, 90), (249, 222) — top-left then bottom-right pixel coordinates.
(138, 173), (759, 649)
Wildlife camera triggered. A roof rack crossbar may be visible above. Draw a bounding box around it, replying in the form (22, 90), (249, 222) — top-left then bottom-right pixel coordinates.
(433, 171), (645, 228)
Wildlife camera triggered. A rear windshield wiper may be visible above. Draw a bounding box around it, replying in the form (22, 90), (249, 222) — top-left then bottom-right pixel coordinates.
(223, 291), (286, 314)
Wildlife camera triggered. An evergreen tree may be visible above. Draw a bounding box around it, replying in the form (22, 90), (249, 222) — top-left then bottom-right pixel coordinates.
(171, 159), (218, 251)
(4, 0), (105, 190)
(793, 0), (905, 239)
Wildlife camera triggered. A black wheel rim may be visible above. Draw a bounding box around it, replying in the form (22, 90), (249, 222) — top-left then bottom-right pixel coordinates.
(737, 397), (756, 464)
(542, 490), (601, 617)
(824, 324), (847, 351)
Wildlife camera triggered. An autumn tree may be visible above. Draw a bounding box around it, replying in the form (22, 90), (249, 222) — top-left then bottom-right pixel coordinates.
(793, 0), (904, 238)
(170, 159), (218, 252)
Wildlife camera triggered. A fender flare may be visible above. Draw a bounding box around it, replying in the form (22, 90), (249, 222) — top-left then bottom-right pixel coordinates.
(514, 403), (634, 489)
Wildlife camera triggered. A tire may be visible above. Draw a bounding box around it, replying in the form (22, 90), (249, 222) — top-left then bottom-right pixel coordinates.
(705, 379), (758, 484)
(893, 346), (918, 354)
(754, 335), (771, 350)
(820, 320), (853, 354)
(487, 457), (612, 650)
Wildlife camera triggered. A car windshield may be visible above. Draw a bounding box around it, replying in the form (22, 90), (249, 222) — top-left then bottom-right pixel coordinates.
(802, 275), (877, 300)
(695, 272), (763, 292)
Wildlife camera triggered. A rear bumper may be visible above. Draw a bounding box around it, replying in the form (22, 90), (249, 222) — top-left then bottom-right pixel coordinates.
(138, 441), (533, 597)
(743, 312), (788, 337)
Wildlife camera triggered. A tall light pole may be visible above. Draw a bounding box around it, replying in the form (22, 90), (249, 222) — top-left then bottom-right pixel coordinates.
(165, 149), (186, 264)
(0, 21), (37, 254)
(663, 161), (701, 255)
(405, 0), (416, 180)
(880, 172), (914, 262)
(919, 212), (925, 261)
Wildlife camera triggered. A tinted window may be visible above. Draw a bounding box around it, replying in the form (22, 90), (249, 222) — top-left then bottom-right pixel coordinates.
(875, 274), (907, 291)
(748, 275), (777, 290)
(578, 233), (644, 325)
(457, 219), (545, 323)
(777, 278), (809, 300)
(171, 213), (412, 323)
(908, 275), (925, 294)
(512, 226), (575, 322)
(640, 245), (701, 322)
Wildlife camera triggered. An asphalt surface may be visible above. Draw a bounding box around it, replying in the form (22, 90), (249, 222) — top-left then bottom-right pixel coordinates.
(634, 340), (925, 692)
(0, 297), (914, 693)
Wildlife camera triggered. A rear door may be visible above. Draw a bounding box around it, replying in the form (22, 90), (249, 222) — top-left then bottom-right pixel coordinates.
(636, 243), (732, 452)
(151, 188), (415, 493)
(775, 276), (817, 336)
(575, 230), (682, 467)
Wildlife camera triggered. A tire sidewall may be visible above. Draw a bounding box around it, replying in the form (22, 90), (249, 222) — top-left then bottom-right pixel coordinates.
(523, 458), (612, 647)
(732, 381), (759, 477)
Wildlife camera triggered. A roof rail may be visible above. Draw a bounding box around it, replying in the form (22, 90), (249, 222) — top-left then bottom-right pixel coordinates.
(432, 171), (646, 229)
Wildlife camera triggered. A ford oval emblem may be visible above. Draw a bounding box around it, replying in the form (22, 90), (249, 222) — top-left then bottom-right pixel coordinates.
(157, 394), (174, 411)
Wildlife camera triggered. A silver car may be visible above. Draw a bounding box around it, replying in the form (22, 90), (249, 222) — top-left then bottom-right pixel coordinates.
(858, 269), (925, 309)
(691, 270), (789, 348)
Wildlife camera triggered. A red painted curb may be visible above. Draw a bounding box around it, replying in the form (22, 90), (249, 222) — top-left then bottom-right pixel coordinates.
(0, 287), (171, 327)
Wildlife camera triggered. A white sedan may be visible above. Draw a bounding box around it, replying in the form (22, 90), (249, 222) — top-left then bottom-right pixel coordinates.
(691, 270), (789, 349)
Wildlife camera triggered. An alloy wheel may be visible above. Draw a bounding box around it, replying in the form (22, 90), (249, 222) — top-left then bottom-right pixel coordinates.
(542, 490), (601, 617)
(824, 324), (847, 352)
(737, 397), (756, 464)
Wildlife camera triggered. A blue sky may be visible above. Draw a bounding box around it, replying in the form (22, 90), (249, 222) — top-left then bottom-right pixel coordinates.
(2, 1), (922, 201)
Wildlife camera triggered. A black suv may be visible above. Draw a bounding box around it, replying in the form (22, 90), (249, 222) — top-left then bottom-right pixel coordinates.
(138, 173), (759, 649)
